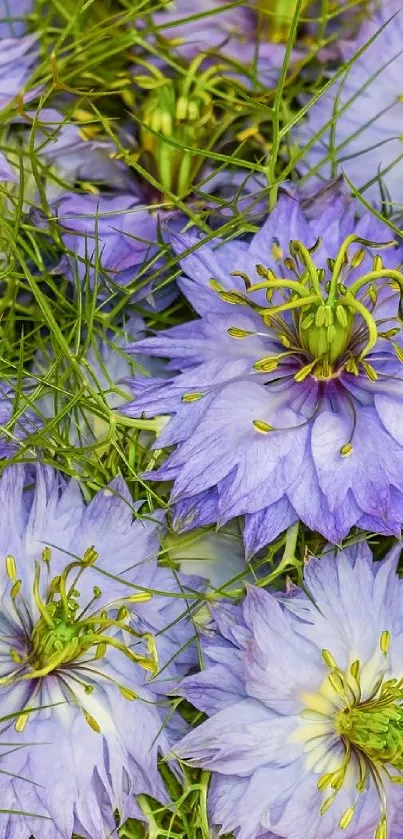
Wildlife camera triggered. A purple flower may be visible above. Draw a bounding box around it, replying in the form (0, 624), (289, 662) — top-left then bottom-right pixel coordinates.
(123, 191), (403, 555)
(55, 191), (177, 309)
(151, 0), (254, 63)
(295, 0), (403, 206)
(0, 32), (38, 110)
(54, 174), (266, 309)
(173, 544), (403, 839)
(0, 464), (199, 837)
(2, 108), (134, 208)
(148, 0), (305, 86)
(31, 108), (134, 194)
(148, 0), (359, 87)
(0, 0), (32, 38)
(0, 384), (41, 461)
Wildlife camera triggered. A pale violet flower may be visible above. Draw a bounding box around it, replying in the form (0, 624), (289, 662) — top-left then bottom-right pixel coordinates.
(123, 192), (403, 555)
(174, 544), (403, 839)
(295, 0), (403, 207)
(0, 463), (199, 838)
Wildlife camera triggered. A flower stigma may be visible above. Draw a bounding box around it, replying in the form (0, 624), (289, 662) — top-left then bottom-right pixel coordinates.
(224, 234), (403, 382)
(2, 549), (157, 732)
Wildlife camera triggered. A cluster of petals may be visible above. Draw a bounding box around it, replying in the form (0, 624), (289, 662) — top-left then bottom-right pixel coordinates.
(295, 0), (403, 206)
(174, 544), (403, 839)
(123, 190), (403, 554)
(2, 1), (403, 838)
(0, 464), (198, 838)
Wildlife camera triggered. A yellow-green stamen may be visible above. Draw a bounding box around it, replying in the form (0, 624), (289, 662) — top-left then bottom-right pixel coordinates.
(316, 636), (403, 838)
(1, 550), (158, 733)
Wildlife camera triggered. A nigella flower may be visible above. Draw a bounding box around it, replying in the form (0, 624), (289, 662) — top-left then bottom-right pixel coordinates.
(295, 0), (403, 207)
(54, 172), (264, 309)
(30, 108), (134, 196)
(123, 191), (403, 555)
(0, 464), (199, 837)
(173, 544), (403, 839)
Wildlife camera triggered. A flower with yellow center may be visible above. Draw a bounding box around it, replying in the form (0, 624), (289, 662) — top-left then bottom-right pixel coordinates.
(123, 192), (403, 555)
(0, 464), (199, 839)
(173, 542), (403, 839)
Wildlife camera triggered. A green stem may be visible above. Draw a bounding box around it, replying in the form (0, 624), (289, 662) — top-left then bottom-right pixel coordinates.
(282, 521), (299, 563)
(266, 0), (304, 208)
(114, 414), (161, 432)
(136, 796), (160, 839)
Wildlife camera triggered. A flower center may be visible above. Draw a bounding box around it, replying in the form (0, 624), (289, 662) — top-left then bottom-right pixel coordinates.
(337, 699), (403, 766)
(218, 233), (403, 382)
(2, 550), (157, 733)
(316, 637), (403, 838)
